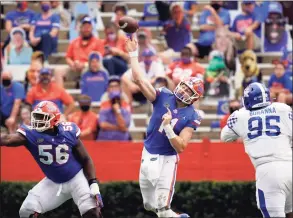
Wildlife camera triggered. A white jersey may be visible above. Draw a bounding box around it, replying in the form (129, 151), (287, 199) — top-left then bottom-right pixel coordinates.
(221, 102), (292, 168)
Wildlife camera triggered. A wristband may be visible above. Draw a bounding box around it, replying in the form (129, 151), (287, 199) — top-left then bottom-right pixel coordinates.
(129, 50), (138, 58)
(88, 178), (98, 186)
(163, 124), (176, 139)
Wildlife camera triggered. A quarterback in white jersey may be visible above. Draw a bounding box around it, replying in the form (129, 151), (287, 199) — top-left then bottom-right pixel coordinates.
(221, 82), (292, 218)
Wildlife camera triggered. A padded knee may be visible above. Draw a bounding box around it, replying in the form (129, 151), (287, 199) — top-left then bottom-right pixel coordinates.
(19, 198), (42, 218)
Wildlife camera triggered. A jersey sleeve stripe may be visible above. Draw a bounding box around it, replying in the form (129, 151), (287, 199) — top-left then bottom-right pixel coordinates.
(227, 126), (240, 136)
(76, 128), (81, 137)
(17, 129), (26, 136)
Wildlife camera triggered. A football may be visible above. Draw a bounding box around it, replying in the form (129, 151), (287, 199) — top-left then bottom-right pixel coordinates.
(118, 16), (139, 34)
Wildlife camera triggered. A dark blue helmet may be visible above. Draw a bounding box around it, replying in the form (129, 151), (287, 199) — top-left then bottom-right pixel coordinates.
(243, 82), (271, 110)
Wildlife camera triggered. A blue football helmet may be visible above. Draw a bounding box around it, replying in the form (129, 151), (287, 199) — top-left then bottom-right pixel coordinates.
(243, 82), (271, 110)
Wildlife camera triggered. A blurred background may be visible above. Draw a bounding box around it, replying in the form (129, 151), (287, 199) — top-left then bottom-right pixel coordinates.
(0, 1), (292, 217)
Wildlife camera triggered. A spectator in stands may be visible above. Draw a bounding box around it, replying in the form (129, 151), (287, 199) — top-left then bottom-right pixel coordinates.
(166, 46), (205, 85)
(97, 76), (131, 141)
(160, 3), (191, 62)
(24, 52), (45, 93)
(137, 28), (157, 62)
(29, 1), (60, 60)
(111, 3), (128, 28)
(64, 16), (104, 86)
(68, 95), (98, 140)
(153, 76), (169, 89)
(230, 0), (262, 51)
(26, 68), (75, 117)
(102, 23), (129, 77)
(25, 59), (43, 93)
(3, 1), (35, 50)
(268, 60), (293, 105)
(184, 1), (197, 18)
(81, 52), (109, 102)
(19, 106), (31, 126)
(122, 49), (165, 103)
(188, 1), (230, 59)
(264, 2), (288, 52)
(213, 27), (236, 72)
(5, 27), (33, 65)
(50, 1), (71, 28)
(0, 70), (25, 133)
(220, 99), (241, 129)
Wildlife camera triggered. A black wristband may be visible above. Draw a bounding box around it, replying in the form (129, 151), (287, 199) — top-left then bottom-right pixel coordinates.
(88, 178), (98, 186)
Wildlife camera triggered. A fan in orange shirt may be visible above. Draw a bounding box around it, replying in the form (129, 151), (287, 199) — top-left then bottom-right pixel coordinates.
(166, 46), (205, 85)
(68, 95), (98, 140)
(26, 68), (75, 117)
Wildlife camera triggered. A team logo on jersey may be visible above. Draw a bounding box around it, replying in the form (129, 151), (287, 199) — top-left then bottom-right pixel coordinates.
(37, 138), (44, 143)
(164, 103), (170, 108)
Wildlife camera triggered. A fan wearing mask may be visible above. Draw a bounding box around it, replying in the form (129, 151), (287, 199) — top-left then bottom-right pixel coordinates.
(68, 95), (98, 140)
(29, 1), (60, 60)
(26, 68), (75, 118)
(122, 49), (165, 104)
(0, 70), (25, 134)
(166, 46), (205, 85)
(187, 1), (231, 59)
(230, 0), (262, 51)
(102, 23), (129, 77)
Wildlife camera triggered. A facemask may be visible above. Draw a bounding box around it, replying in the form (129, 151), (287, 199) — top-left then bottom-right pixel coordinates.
(41, 4), (51, 12)
(82, 34), (92, 40)
(182, 57), (191, 64)
(107, 33), (116, 41)
(40, 77), (50, 84)
(211, 3), (221, 11)
(2, 79), (11, 87)
(144, 59), (152, 66)
(81, 105), (90, 112)
(17, 2), (27, 10)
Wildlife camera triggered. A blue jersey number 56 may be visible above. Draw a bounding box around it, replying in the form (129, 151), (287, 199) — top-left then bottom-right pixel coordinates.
(247, 115), (280, 139)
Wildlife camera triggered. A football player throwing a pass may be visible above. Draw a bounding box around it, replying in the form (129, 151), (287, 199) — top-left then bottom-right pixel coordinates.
(221, 82), (292, 218)
(0, 101), (104, 218)
(126, 37), (204, 217)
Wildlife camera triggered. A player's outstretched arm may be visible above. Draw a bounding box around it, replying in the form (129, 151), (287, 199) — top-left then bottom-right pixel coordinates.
(0, 133), (27, 147)
(73, 139), (104, 209)
(73, 139), (97, 181)
(125, 37), (156, 102)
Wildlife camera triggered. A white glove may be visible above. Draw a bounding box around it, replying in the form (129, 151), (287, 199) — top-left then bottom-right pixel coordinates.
(89, 182), (104, 208)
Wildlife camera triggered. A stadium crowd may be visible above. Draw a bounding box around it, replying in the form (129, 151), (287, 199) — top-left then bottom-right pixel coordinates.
(1, 0), (292, 140)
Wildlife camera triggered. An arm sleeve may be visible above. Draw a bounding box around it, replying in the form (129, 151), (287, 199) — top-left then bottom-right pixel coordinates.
(80, 75), (87, 94)
(223, 10), (231, 25)
(5, 12), (13, 21)
(284, 77), (293, 92)
(98, 110), (108, 123)
(199, 11), (208, 25)
(267, 76), (273, 88)
(14, 83), (25, 100)
(60, 88), (74, 105)
(231, 17), (237, 32)
(186, 111), (202, 130)
(25, 88), (34, 105)
(66, 41), (74, 59)
(51, 14), (60, 29)
(30, 14), (38, 26)
(220, 125), (239, 142)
